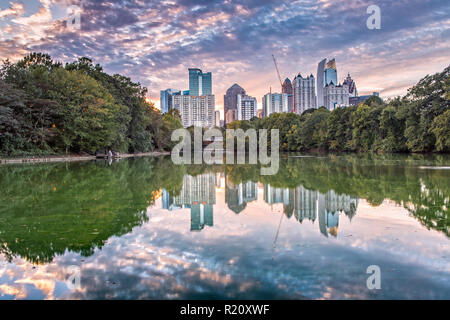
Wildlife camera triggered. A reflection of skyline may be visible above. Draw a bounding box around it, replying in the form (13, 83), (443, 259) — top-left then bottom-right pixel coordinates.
(161, 173), (359, 237)
(162, 173), (216, 231)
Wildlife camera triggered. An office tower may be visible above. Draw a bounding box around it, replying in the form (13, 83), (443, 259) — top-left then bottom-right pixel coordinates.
(324, 59), (338, 86)
(224, 84), (246, 124)
(225, 109), (237, 124)
(189, 68), (212, 96)
(173, 94), (215, 128)
(282, 78), (293, 112)
(343, 73), (358, 97)
(237, 94), (258, 121)
(292, 73), (317, 115)
(317, 59), (326, 107)
(215, 110), (221, 127)
(262, 93), (289, 117)
(323, 82), (350, 111)
(161, 189), (181, 211)
(257, 109), (263, 118)
(160, 89), (172, 114)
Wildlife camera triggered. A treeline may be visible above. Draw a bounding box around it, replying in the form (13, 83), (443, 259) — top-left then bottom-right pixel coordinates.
(0, 53), (182, 156)
(228, 66), (449, 153)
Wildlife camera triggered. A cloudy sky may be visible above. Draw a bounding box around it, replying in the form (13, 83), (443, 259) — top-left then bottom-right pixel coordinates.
(0, 0), (449, 112)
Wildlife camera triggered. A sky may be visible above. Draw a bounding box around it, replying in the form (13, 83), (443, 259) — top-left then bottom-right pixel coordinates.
(0, 0), (449, 113)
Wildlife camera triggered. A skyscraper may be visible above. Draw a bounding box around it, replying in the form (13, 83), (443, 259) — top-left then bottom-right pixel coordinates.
(160, 89), (181, 114)
(215, 110), (221, 127)
(282, 78), (293, 112)
(324, 59), (337, 86)
(237, 94), (258, 120)
(189, 68), (212, 96)
(224, 84), (246, 124)
(317, 59), (326, 107)
(292, 73), (316, 115)
(262, 93), (289, 117)
(173, 94), (215, 128)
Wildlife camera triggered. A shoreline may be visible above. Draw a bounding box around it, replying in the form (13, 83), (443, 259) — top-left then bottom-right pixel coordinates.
(0, 151), (170, 165)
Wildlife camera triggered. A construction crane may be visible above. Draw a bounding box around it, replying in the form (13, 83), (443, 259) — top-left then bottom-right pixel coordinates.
(272, 54), (283, 90)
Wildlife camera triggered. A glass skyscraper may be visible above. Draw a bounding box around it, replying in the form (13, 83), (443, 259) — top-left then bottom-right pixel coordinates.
(189, 68), (212, 96)
(324, 59), (337, 86)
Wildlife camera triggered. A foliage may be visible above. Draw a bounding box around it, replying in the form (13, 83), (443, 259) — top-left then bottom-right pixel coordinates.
(0, 53), (181, 155)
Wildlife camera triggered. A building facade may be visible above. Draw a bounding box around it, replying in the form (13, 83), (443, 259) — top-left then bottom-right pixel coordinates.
(323, 83), (349, 111)
(237, 94), (258, 121)
(224, 84), (246, 124)
(262, 93), (289, 117)
(173, 94), (215, 128)
(292, 73), (316, 115)
(343, 73), (358, 97)
(282, 78), (293, 112)
(189, 68), (212, 96)
(317, 59), (326, 107)
(324, 59), (337, 86)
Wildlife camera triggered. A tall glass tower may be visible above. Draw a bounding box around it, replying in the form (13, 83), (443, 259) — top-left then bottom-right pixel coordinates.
(324, 59), (337, 86)
(189, 68), (212, 96)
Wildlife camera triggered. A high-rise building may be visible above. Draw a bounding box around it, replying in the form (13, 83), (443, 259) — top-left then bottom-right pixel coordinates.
(323, 82), (349, 111)
(324, 59), (337, 86)
(160, 89), (182, 114)
(317, 59), (326, 107)
(173, 94), (215, 128)
(343, 73), (358, 97)
(215, 110), (221, 127)
(224, 84), (246, 124)
(225, 109), (237, 124)
(282, 78), (293, 112)
(292, 73), (316, 115)
(237, 94), (257, 121)
(262, 93), (289, 117)
(189, 68), (212, 96)
(257, 109), (263, 118)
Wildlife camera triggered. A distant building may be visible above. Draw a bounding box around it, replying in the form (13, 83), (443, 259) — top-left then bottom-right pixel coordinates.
(215, 110), (221, 127)
(323, 82), (349, 111)
(282, 78), (294, 112)
(173, 94), (215, 128)
(343, 73), (358, 97)
(224, 84), (246, 124)
(225, 109), (237, 124)
(257, 109), (263, 118)
(292, 73), (316, 115)
(317, 59), (326, 107)
(349, 92), (380, 106)
(189, 68), (212, 96)
(262, 93), (289, 117)
(324, 59), (337, 86)
(160, 89), (181, 114)
(237, 94), (258, 121)
(225, 179), (258, 214)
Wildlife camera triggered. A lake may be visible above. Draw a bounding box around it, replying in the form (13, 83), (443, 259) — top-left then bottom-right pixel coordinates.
(0, 154), (449, 299)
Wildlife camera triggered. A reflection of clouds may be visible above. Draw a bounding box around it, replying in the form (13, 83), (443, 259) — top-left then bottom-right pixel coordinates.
(1, 196), (449, 299)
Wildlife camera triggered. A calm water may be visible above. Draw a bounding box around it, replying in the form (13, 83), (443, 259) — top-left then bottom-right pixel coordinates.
(0, 154), (449, 300)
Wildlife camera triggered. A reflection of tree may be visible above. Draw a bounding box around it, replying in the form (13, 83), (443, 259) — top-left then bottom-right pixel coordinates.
(0, 157), (186, 264)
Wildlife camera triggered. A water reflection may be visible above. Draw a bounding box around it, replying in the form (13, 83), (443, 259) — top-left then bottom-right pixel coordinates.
(0, 154), (449, 299)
